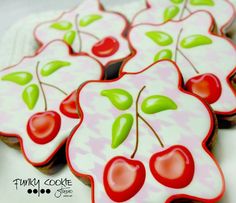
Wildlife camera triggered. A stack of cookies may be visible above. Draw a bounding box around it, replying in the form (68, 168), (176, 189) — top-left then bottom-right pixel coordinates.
(0, 0), (235, 202)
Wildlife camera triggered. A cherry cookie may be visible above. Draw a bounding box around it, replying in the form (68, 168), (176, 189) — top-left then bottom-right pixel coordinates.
(67, 61), (224, 203)
(34, 0), (130, 69)
(122, 11), (236, 125)
(0, 40), (103, 173)
(132, 0), (235, 35)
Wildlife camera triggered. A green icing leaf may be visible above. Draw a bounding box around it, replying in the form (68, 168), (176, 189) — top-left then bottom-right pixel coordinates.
(40, 61), (71, 76)
(79, 14), (102, 27)
(180, 34), (212, 48)
(50, 21), (73, 30)
(163, 5), (180, 22)
(146, 31), (173, 46)
(63, 30), (76, 45)
(22, 84), (39, 110)
(170, 0), (184, 3)
(190, 0), (214, 6)
(154, 49), (172, 62)
(141, 95), (177, 114)
(112, 113), (134, 149)
(1, 72), (32, 86)
(101, 89), (133, 110)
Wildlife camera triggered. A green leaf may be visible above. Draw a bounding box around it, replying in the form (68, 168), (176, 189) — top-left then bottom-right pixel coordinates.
(50, 21), (73, 30)
(163, 5), (180, 22)
(40, 61), (71, 76)
(141, 95), (177, 114)
(112, 113), (134, 149)
(146, 31), (173, 46)
(101, 89), (133, 110)
(22, 84), (39, 110)
(170, 0), (184, 3)
(1, 72), (33, 86)
(154, 49), (173, 62)
(79, 14), (102, 27)
(190, 0), (214, 6)
(180, 34), (212, 48)
(63, 30), (76, 45)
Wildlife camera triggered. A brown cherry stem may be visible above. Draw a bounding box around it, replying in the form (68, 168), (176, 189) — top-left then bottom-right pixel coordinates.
(138, 114), (164, 148)
(35, 61), (47, 111)
(80, 31), (100, 41)
(75, 14), (83, 52)
(130, 86), (165, 159)
(185, 6), (192, 14)
(175, 28), (199, 74)
(41, 82), (68, 96)
(177, 49), (199, 74)
(179, 0), (189, 20)
(175, 28), (183, 62)
(131, 86), (146, 159)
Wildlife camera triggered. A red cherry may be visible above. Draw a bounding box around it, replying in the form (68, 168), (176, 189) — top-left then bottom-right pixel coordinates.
(150, 145), (194, 189)
(92, 36), (119, 57)
(60, 90), (79, 119)
(27, 111), (61, 144)
(103, 156), (146, 202)
(185, 73), (222, 104)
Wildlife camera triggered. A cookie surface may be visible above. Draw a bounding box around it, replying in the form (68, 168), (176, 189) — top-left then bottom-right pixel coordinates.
(132, 0), (235, 34)
(35, 0), (130, 67)
(122, 11), (236, 118)
(67, 60), (224, 203)
(0, 40), (103, 166)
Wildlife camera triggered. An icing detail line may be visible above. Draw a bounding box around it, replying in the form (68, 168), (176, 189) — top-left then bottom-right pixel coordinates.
(175, 28), (199, 74)
(36, 61), (47, 111)
(131, 86), (164, 159)
(75, 14), (83, 52)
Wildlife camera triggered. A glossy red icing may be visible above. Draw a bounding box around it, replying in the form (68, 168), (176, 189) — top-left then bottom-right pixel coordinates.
(60, 90), (80, 119)
(103, 156), (146, 202)
(92, 36), (119, 57)
(27, 111), (61, 144)
(186, 73), (222, 104)
(150, 145), (195, 189)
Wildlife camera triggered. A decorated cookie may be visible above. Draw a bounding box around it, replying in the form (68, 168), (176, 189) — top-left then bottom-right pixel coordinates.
(132, 0), (235, 34)
(67, 60), (224, 202)
(34, 0), (130, 68)
(0, 40), (103, 169)
(122, 11), (236, 122)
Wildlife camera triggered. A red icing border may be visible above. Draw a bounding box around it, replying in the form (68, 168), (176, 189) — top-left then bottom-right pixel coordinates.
(0, 40), (104, 167)
(33, 0), (131, 69)
(121, 10), (236, 116)
(131, 0), (236, 35)
(66, 59), (225, 203)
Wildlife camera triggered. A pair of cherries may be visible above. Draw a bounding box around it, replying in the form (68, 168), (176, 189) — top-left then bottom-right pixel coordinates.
(103, 74), (222, 202)
(27, 91), (78, 144)
(104, 145), (194, 202)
